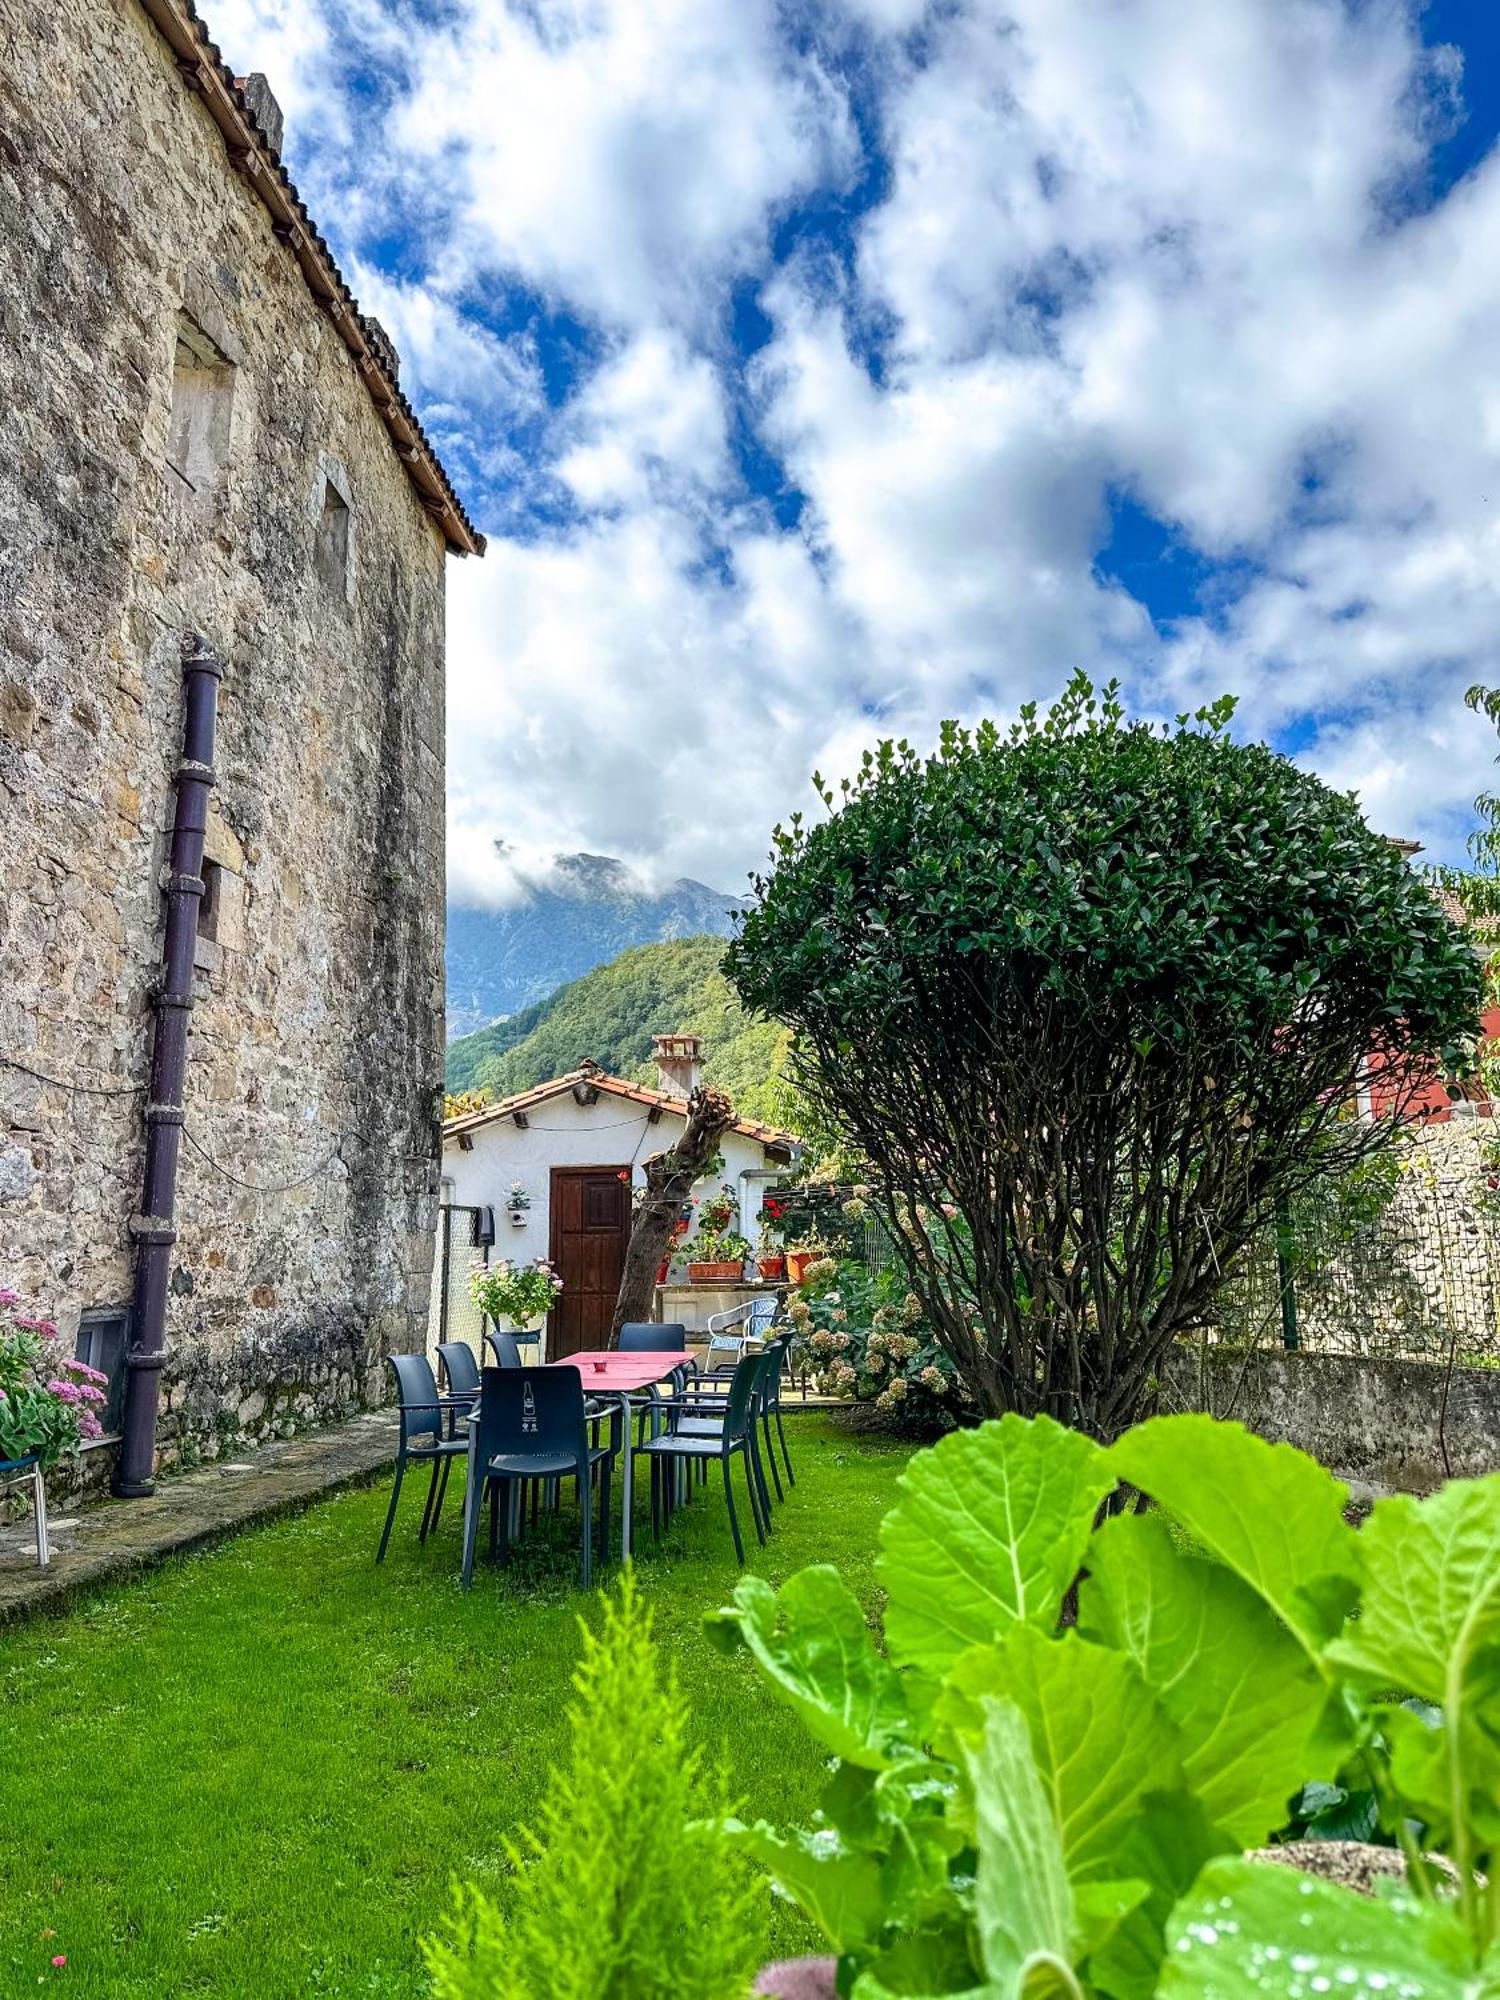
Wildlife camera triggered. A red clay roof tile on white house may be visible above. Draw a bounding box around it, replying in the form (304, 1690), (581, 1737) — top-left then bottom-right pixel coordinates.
(442, 1065), (800, 1154)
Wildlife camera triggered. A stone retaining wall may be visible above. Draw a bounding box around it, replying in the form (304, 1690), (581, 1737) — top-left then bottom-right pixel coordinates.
(1164, 1344), (1500, 1493)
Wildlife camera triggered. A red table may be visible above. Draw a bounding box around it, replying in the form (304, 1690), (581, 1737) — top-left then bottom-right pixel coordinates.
(554, 1351), (691, 1558)
(464, 1349), (691, 1565)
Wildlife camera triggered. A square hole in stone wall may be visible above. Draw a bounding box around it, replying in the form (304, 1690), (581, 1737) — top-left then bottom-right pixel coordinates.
(315, 477), (352, 593)
(166, 316), (235, 495)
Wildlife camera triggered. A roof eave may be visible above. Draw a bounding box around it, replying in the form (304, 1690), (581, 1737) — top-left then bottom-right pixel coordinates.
(138, 0), (485, 557)
(443, 1069), (800, 1151)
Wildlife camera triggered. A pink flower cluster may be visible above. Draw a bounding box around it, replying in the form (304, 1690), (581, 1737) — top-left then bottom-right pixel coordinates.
(44, 1363), (108, 1441)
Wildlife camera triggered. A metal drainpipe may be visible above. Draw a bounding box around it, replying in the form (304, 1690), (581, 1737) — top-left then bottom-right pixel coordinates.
(114, 632), (224, 1498)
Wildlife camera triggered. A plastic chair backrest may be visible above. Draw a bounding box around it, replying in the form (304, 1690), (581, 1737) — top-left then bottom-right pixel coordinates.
(389, 1353), (442, 1444)
(476, 1366), (587, 1466)
(436, 1341), (480, 1398)
(760, 1331), (792, 1402)
(618, 1322), (688, 1351)
(485, 1331), (524, 1369)
(719, 1351), (763, 1440)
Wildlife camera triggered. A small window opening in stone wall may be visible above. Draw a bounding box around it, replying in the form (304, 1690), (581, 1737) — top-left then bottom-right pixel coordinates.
(314, 476), (352, 592)
(76, 1308), (129, 1436)
(199, 859), (223, 942)
(166, 316), (235, 494)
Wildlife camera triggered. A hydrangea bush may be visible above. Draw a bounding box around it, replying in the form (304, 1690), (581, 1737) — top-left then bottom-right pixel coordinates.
(0, 1289), (108, 1467)
(789, 1257), (964, 1433)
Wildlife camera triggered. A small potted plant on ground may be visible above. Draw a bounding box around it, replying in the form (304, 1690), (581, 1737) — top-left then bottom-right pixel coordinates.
(505, 1180), (531, 1228)
(468, 1257), (563, 1339)
(756, 1195), (787, 1281)
(688, 1229), (752, 1284)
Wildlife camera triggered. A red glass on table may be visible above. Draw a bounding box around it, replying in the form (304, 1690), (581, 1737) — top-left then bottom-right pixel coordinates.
(549, 1349), (689, 1388)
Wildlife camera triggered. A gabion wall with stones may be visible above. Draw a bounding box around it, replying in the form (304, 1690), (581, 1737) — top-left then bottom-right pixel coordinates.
(1211, 1119), (1500, 1363)
(0, 0), (450, 1479)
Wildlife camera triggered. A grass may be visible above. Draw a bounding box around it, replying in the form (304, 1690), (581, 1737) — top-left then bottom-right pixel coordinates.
(0, 1415), (910, 1996)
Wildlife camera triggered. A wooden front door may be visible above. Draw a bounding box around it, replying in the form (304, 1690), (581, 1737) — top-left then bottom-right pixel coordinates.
(548, 1166), (633, 1357)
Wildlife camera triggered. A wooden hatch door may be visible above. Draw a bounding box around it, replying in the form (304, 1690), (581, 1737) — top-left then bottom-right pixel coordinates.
(548, 1166), (633, 1357)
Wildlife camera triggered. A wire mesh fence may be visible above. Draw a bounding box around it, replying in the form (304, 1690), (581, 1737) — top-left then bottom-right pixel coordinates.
(426, 1204), (492, 1363)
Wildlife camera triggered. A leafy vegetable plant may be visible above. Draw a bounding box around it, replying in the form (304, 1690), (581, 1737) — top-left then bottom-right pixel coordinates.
(707, 1413), (1500, 1998)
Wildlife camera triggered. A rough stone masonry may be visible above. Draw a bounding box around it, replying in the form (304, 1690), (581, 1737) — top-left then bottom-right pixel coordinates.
(0, 0), (483, 1483)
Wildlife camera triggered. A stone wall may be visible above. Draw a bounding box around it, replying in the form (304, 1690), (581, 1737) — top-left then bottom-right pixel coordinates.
(1291, 1120), (1500, 1361)
(0, 0), (450, 1479)
(1164, 1345), (1500, 1494)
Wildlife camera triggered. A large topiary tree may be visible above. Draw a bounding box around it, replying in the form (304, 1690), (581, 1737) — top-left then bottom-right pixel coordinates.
(725, 676), (1482, 1436)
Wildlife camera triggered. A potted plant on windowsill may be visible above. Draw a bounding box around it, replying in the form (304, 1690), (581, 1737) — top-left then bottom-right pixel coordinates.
(755, 1194), (787, 1281)
(687, 1230), (751, 1284)
(468, 1257), (563, 1343)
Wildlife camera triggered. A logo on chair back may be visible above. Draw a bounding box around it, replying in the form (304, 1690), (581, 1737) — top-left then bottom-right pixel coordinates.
(522, 1382), (538, 1435)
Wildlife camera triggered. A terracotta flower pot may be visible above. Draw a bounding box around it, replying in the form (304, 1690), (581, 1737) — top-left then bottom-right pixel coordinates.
(687, 1260), (744, 1283)
(757, 1254), (786, 1280)
(786, 1250), (819, 1285)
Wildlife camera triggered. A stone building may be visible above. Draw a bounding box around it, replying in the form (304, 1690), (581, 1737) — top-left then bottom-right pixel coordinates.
(0, 0), (484, 1483)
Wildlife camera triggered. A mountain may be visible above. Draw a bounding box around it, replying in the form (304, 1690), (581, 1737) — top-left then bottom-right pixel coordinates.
(445, 853), (745, 1039)
(444, 934), (794, 1128)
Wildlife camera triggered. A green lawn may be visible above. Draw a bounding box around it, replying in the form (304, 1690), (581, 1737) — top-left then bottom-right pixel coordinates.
(1, 1417), (909, 1996)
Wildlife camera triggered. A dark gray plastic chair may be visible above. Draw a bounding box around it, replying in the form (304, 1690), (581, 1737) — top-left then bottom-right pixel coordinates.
(436, 1340), (481, 1410)
(617, 1322), (688, 1351)
(462, 1367), (615, 1589)
(632, 1351), (767, 1564)
(377, 1353), (470, 1562)
(483, 1330), (526, 1369)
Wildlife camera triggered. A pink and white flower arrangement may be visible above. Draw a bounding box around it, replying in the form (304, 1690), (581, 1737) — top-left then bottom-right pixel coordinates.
(468, 1257), (564, 1329)
(0, 1288), (108, 1467)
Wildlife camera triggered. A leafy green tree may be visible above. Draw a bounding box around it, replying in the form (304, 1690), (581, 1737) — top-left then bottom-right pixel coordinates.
(425, 1570), (763, 1999)
(726, 675), (1481, 1434)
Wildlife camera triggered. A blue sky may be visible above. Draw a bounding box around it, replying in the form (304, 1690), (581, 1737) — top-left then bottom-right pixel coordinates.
(211, 0), (1500, 906)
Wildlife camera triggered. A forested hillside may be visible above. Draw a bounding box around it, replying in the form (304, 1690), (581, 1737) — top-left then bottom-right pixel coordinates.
(446, 856), (743, 1037)
(444, 935), (794, 1127)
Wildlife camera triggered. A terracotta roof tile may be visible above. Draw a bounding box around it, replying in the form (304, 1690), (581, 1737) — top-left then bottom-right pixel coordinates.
(444, 1068), (800, 1153)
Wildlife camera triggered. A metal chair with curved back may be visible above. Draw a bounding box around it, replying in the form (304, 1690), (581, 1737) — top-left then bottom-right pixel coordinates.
(376, 1353), (471, 1562)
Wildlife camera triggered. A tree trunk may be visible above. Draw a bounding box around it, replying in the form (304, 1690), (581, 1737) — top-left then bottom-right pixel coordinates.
(610, 1086), (737, 1341)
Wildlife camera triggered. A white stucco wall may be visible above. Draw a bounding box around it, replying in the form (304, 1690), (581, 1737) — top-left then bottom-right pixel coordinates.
(440, 1092), (782, 1263)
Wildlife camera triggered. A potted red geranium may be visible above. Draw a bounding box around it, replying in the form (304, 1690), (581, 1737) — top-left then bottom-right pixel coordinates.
(756, 1195), (787, 1280)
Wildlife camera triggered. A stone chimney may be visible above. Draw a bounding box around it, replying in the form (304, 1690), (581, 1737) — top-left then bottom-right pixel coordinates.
(653, 1034), (703, 1100)
(235, 73), (285, 157)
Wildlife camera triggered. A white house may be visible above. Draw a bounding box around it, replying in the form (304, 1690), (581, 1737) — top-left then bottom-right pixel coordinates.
(437, 1037), (800, 1355)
